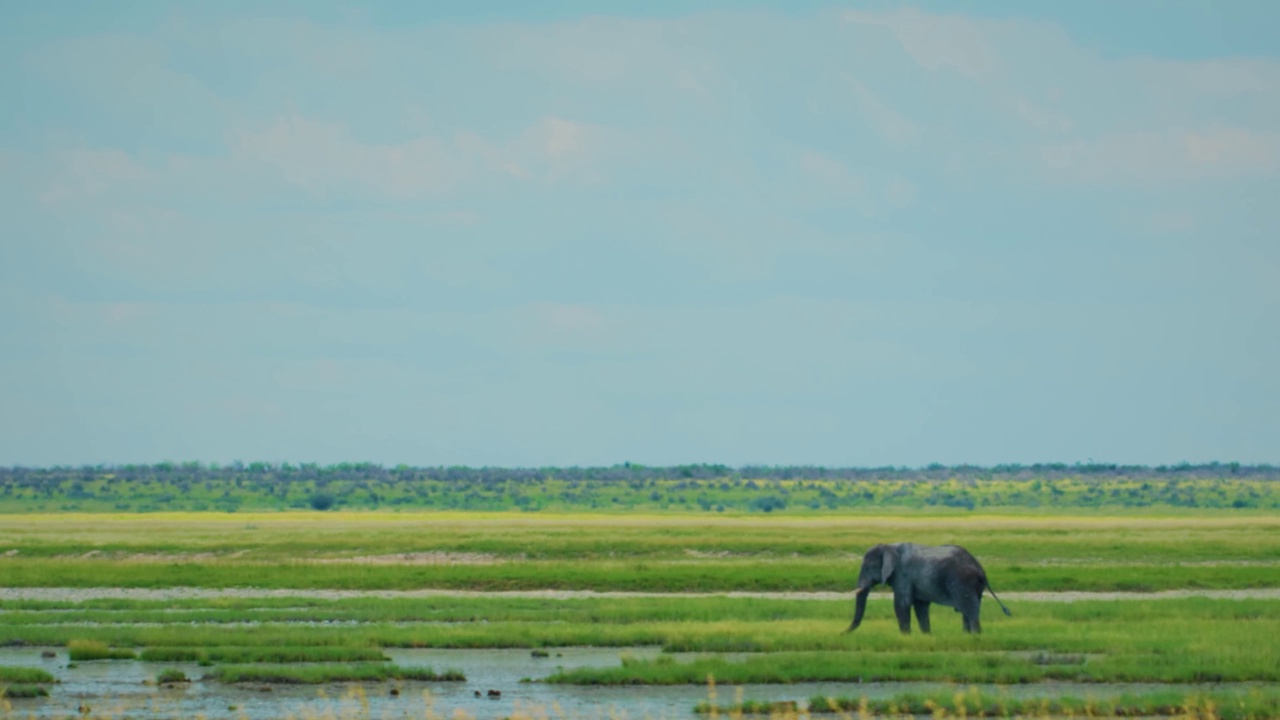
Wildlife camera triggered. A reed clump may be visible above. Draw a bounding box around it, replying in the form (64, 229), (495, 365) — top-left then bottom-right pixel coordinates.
(66, 639), (135, 661)
(139, 645), (387, 663)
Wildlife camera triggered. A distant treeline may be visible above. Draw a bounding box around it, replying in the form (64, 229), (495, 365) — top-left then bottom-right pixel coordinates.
(1, 462), (1277, 513)
(4, 460), (1277, 482)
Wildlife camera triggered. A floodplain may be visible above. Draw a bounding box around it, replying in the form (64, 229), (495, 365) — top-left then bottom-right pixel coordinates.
(1, 511), (1278, 718)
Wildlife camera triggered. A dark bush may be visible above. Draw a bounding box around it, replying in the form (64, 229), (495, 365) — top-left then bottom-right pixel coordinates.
(308, 493), (336, 511)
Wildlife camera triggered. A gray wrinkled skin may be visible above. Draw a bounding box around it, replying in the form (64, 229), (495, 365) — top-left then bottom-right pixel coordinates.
(845, 542), (1011, 635)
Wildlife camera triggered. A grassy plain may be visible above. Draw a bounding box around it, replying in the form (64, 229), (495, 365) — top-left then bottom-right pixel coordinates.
(2, 511), (1279, 717)
(1, 512), (1278, 591)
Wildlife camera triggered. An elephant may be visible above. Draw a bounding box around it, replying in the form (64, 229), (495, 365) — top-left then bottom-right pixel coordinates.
(844, 542), (1011, 634)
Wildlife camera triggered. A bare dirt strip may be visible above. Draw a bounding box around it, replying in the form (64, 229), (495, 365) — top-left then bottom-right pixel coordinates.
(2, 587), (1278, 603)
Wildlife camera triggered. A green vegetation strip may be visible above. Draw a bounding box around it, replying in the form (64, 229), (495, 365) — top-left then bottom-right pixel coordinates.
(0, 667), (56, 684)
(0, 666), (55, 699)
(140, 646), (387, 663)
(0, 685), (50, 698)
(2, 558), (1277, 593)
(694, 689), (1280, 720)
(211, 663), (464, 684)
(3, 513), (1278, 593)
(2, 598), (1277, 685)
(546, 644), (1280, 685)
(68, 639), (136, 660)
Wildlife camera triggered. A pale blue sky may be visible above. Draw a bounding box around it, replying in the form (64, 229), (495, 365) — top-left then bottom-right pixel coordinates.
(2, 2), (1276, 467)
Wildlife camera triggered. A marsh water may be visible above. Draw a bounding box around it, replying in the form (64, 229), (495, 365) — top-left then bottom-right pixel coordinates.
(0, 646), (1245, 720)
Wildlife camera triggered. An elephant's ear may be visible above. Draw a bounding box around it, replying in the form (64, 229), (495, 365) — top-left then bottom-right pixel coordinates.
(880, 547), (897, 583)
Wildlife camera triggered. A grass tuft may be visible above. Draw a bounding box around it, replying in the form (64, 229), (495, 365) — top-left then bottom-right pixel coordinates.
(68, 639), (137, 661)
(0, 667), (55, 684)
(140, 645), (387, 664)
(156, 668), (189, 684)
(0, 685), (50, 698)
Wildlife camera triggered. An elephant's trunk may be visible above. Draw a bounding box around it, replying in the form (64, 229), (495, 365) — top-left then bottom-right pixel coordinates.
(846, 586), (871, 633)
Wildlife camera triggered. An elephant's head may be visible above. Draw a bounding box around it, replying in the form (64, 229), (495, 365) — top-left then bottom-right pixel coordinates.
(856, 544), (898, 591)
(845, 544), (898, 633)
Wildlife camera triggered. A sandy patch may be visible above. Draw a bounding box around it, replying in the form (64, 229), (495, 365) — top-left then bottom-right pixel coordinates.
(309, 552), (500, 566)
(119, 552), (244, 563)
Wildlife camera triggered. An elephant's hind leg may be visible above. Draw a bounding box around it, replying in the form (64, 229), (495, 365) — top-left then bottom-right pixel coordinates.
(961, 598), (982, 634)
(912, 601), (932, 634)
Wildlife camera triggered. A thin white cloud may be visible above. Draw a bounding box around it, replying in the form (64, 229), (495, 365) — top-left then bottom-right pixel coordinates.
(845, 8), (997, 77)
(230, 114), (606, 197)
(844, 76), (919, 146)
(1014, 97), (1073, 133)
(539, 303), (606, 334)
(798, 150), (868, 196)
(1042, 126), (1280, 181)
(1137, 57), (1280, 98)
(231, 115), (454, 198)
(39, 149), (151, 206)
(492, 302), (620, 358)
(885, 177), (918, 208)
(516, 117), (608, 184)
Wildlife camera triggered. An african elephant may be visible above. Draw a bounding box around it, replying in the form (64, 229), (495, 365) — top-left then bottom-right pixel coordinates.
(844, 542), (1011, 634)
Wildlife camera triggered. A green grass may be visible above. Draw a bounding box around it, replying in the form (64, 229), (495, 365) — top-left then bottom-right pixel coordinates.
(693, 688), (1280, 720)
(2, 556), (1277, 592)
(0, 685), (50, 698)
(547, 643), (1280, 685)
(139, 645), (388, 663)
(0, 618), (673, 652)
(3, 512), (1278, 562)
(67, 638), (136, 661)
(0, 667), (55, 684)
(2, 511), (1278, 593)
(0, 593), (1273, 631)
(211, 663), (464, 684)
(2, 511), (1279, 715)
(155, 668), (188, 684)
(1, 597), (1276, 687)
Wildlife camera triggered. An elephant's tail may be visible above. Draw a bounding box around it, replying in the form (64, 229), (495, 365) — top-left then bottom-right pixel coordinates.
(986, 583), (1012, 616)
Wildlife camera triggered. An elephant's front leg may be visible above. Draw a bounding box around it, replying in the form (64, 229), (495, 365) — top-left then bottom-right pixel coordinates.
(893, 595), (913, 634)
(912, 601), (931, 634)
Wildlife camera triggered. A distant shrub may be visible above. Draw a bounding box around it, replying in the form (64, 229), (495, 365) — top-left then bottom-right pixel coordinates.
(750, 495), (787, 513)
(157, 668), (189, 684)
(309, 492), (336, 511)
(68, 639), (136, 661)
